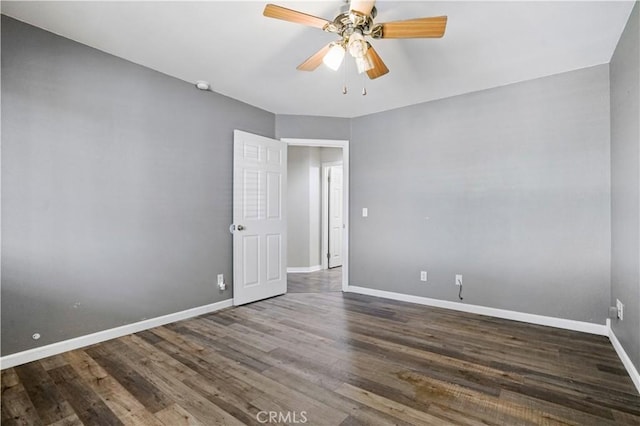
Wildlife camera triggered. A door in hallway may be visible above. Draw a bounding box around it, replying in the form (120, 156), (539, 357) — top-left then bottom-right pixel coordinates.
(328, 165), (343, 268)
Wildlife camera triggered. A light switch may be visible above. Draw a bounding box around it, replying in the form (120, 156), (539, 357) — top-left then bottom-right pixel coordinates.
(362, 208), (368, 217)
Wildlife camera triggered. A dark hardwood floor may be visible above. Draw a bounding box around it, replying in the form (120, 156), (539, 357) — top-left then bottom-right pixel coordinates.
(287, 267), (342, 293)
(2, 273), (639, 425)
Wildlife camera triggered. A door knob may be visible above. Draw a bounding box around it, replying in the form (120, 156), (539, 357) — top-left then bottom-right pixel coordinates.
(237, 225), (245, 231)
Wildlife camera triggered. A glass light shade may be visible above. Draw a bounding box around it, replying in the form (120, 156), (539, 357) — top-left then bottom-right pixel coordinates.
(347, 32), (368, 59)
(323, 44), (345, 71)
(355, 54), (374, 74)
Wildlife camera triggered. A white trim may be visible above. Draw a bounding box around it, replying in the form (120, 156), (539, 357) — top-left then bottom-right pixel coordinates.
(0, 299), (233, 370)
(346, 286), (608, 336)
(284, 139), (345, 148)
(608, 319), (640, 394)
(287, 265), (323, 273)
(282, 138), (349, 292)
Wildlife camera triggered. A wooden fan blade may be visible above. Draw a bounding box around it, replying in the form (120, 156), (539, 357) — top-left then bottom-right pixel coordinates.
(350, 0), (376, 16)
(297, 43), (332, 71)
(263, 4), (330, 29)
(366, 43), (389, 79)
(381, 16), (447, 38)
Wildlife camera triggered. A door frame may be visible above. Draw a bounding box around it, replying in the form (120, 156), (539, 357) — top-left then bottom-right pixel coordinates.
(282, 138), (349, 292)
(321, 161), (343, 270)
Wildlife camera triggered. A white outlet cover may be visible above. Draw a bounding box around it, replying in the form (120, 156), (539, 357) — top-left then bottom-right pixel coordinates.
(362, 208), (368, 217)
(617, 299), (624, 320)
(420, 271), (427, 281)
(455, 274), (463, 286)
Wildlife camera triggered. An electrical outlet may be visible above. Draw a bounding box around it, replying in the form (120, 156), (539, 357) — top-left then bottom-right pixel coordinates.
(362, 208), (368, 217)
(616, 299), (624, 320)
(217, 274), (226, 291)
(455, 274), (462, 286)
(420, 271), (427, 282)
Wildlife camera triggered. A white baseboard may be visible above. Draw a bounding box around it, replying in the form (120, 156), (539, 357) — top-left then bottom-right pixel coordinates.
(345, 286), (608, 336)
(607, 319), (640, 394)
(0, 299), (233, 370)
(287, 265), (323, 273)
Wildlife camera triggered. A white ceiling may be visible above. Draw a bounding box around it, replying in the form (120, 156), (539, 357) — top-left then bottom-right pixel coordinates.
(1, 1), (635, 118)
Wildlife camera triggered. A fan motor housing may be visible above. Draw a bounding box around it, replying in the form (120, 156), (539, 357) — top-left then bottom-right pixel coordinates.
(323, 7), (378, 39)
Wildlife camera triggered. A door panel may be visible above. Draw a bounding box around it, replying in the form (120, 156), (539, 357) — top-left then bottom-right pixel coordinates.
(242, 235), (260, 286)
(266, 234), (282, 281)
(243, 170), (260, 219)
(266, 172), (282, 219)
(233, 130), (287, 305)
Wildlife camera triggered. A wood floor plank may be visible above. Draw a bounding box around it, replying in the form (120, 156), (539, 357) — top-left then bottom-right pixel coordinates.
(335, 382), (448, 425)
(1, 368), (20, 393)
(13, 362), (74, 424)
(85, 344), (173, 414)
(48, 414), (84, 426)
(154, 403), (205, 426)
(48, 364), (123, 426)
(2, 269), (639, 425)
(1, 370), (43, 426)
(38, 355), (69, 372)
(500, 389), (620, 426)
(288, 266), (342, 293)
(64, 350), (165, 426)
(145, 333), (352, 425)
(134, 332), (272, 424)
(261, 365), (418, 426)
(112, 335), (247, 426)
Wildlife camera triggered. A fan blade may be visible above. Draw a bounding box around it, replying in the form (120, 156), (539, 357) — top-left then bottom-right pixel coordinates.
(381, 16), (447, 38)
(350, 0), (375, 16)
(263, 4), (330, 29)
(297, 43), (332, 71)
(365, 43), (389, 79)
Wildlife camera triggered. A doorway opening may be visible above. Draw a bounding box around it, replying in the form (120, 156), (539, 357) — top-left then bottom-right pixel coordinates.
(282, 138), (349, 294)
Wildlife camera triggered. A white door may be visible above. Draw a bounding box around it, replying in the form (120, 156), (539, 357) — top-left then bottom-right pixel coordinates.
(232, 130), (287, 305)
(328, 165), (343, 268)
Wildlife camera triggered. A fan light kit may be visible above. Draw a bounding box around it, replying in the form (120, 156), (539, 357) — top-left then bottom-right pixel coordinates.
(263, 0), (447, 93)
(323, 42), (346, 71)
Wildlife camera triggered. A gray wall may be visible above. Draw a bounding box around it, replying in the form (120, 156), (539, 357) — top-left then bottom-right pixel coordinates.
(276, 115), (350, 141)
(350, 64), (611, 324)
(1, 16), (274, 356)
(610, 2), (640, 372)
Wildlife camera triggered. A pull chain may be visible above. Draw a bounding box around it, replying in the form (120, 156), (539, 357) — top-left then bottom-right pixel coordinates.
(342, 54), (348, 95)
(362, 71), (367, 96)
(338, 59), (371, 96)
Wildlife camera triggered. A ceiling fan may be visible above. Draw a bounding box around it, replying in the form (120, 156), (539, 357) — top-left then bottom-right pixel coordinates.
(263, 0), (447, 80)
